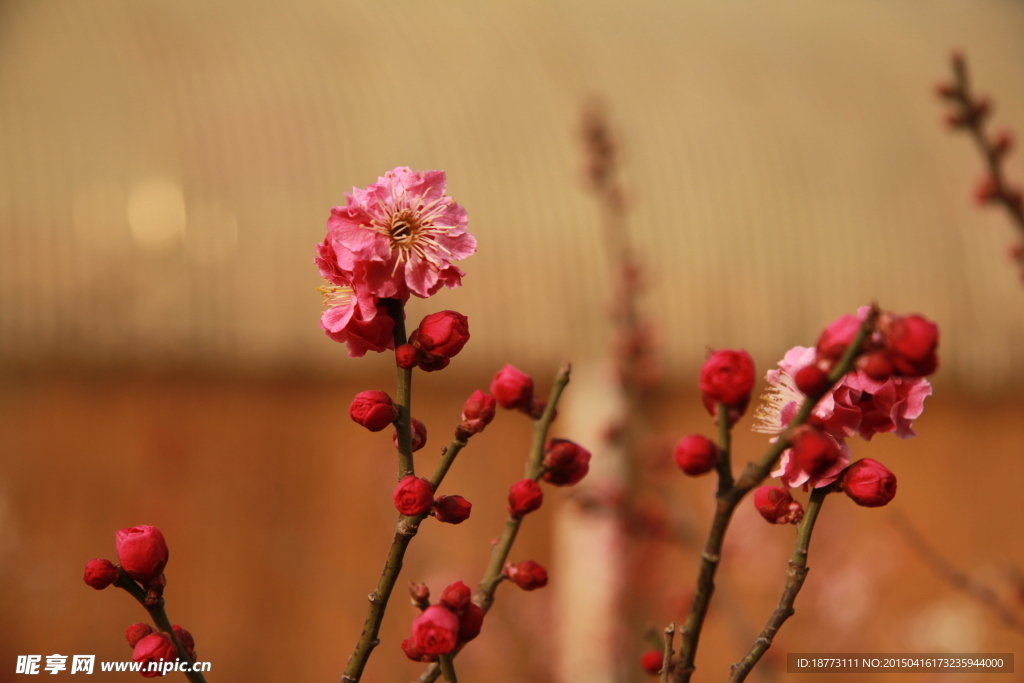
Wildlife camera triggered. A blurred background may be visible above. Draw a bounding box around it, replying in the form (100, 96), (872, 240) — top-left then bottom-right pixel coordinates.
(1, 0), (1023, 681)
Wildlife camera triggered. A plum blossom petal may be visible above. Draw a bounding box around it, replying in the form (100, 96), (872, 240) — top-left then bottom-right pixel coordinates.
(326, 167), (475, 300)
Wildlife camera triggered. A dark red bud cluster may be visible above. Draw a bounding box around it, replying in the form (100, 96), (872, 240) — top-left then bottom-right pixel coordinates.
(541, 439), (591, 486)
(403, 581), (485, 661)
(401, 311), (470, 372)
(813, 310), (939, 385)
(753, 486), (805, 525)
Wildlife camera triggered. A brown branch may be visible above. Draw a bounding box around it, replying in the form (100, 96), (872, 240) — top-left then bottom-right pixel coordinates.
(729, 487), (830, 682)
(660, 623), (676, 683)
(417, 363), (572, 683)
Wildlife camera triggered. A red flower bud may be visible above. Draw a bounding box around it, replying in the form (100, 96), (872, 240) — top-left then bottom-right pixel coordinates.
(673, 435), (719, 476)
(396, 343), (420, 369)
(440, 581), (472, 613)
(83, 558), (119, 590)
(816, 314), (861, 363)
(349, 390), (399, 432)
(753, 485), (804, 524)
(791, 428), (843, 479)
(490, 364), (534, 411)
(857, 351), (894, 382)
(393, 418), (428, 452)
(417, 355), (451, 372)
(503, 560), (548, 591)
(886, 314), (939, 378)
(412, 605), (461, 655)
(401, 637), (437, 662)
(794, 364), (830, 395)
(699, 349), (755, 419)
(115, 526), (168, 584)
(840, 458), (897, 507)
(125, 623), (154, 648)
(508, 479), (544, 516)
(409, 583), (431, 612)
(641, 649), (663, 675)
(458, 603), (484, 644)
(460, 390), (497, 435)
(393, 476), (434, 516)
(132, 633), (177, 678)
(411, 311), (470, 360)
(541, 439), (591, 486)
(433, 495), (472, 524)
(172, 625), (195, 656)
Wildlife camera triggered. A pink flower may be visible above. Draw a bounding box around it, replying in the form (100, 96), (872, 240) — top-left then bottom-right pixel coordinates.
(316, 238), (393, 358)
(326, 167), (476, 300)
(755, 344), (932, 488)
(756, 345), (932, 443)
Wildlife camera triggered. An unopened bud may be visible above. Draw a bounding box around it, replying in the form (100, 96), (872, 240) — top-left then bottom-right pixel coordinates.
(490, 364), (534, 411)
(503, 560), (548, 590)
(432, 495), (472, 524)
(396, 344), (420, 369)
(508, 479), (544, 516)
(840, 458), (897, 507)
(753, 486), (804, 524)
(83, 558), (119, 590)
(393, 418), (428, 452)
(440, 581), (472, 613)
(125, 623), (154, 648)
(673, 435), (719, 476)
(350, 390), (399, 432)
(393, 476), (434, 516)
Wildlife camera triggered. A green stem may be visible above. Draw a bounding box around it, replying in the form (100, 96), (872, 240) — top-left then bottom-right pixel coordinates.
(729, 488), (829, 682)
(438, 655), (459, 683)
(114, 572), (206, 683)
(673, 307), (878, 683)
(384, 298), (415, 479)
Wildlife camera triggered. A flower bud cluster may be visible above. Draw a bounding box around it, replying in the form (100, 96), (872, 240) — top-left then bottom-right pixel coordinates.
(398, 311), (472, 372)
(402, 581), (484, 661)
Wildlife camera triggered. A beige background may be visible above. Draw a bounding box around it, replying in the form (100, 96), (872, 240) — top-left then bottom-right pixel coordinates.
(1, 1), (1022, 682)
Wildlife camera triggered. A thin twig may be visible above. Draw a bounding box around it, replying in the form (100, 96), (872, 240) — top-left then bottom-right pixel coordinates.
(729, 487), (830, 682)
(938, 52), (1024, 273)
(891, 511), (1024, 635)
(418, 363), (572, 683)
(342, 431), (470, 682)
(114, 571), (206, 683)
(660, 623), (676, 683)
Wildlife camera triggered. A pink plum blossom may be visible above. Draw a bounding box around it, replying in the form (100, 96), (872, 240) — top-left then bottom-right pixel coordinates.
(755, 345), (931, 488)
(325, 167), (475, 300)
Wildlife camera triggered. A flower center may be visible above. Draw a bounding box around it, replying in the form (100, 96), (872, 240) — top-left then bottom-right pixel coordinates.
(387, 209), (422, 247)
(753, 370), (803, 434)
